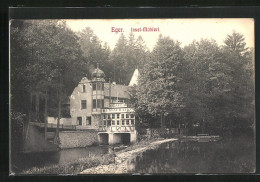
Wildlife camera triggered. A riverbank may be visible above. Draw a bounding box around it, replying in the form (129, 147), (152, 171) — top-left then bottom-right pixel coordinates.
(19, 138), (176, 175)
(19, 153), (115, 175)
(80, 138), (178, 174)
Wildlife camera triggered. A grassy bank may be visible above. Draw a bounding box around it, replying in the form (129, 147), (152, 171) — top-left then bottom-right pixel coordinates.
(21, 153), (115, 175)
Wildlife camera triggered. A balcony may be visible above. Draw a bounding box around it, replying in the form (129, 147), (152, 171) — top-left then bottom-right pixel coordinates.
(98, 125), (135, 133)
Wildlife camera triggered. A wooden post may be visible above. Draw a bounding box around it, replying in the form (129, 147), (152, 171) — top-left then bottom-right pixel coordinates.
(36, 93), (39, 122)
(44, 90), (48, 140)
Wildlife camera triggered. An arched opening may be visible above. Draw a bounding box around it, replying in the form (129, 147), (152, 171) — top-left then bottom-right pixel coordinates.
(98, 133), (108, 145)
(121, 133), (131, 145)
(113, 133), (130, 145)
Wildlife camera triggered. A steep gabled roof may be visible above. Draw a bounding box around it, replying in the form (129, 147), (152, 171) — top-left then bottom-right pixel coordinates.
(129, 68), (139, 86)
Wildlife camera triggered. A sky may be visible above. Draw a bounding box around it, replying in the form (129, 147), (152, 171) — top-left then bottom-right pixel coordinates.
(66, 18), (254, 51)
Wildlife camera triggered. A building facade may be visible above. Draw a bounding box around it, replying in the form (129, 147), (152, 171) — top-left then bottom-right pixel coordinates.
(68, 65), (138, 144)
(69, 65), (137, 131)
(98, 102), (136, 145)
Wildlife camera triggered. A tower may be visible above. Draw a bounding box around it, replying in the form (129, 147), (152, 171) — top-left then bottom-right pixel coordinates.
(91, 64), (105, 127)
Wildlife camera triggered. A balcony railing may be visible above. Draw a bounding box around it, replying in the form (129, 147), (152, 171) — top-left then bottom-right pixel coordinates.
(29, 122), (77, 130)
(98, 125), (135, 132)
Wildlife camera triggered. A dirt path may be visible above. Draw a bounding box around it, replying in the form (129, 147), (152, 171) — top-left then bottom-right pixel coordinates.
(80, 138), (178, 174)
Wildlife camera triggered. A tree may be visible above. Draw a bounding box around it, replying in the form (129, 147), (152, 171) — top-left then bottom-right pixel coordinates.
(10, 20), (86, 146)
(108, 33), (149, 85)
(182, 39), (223, 132)
(135, 35), (185, 128)
(135, 35), (150, 71)
(217, 32), (254, 136)
(182, 34), (254, 136)
(108, 33), (129, 84)
(77, 27), (111, 80)
(224, 30), (248, 56)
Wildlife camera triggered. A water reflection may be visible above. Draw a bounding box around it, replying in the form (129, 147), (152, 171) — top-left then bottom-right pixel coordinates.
(127, 140), (254, 173)
(12, 145), (110, 173)
(12, 139), (254, 174)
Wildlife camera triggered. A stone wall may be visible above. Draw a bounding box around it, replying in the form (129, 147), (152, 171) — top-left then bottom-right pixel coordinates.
(59, 130), (98, 149)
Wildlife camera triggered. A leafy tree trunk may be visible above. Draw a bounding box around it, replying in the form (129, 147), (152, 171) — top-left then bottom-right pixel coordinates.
(54, 86), (61, 144)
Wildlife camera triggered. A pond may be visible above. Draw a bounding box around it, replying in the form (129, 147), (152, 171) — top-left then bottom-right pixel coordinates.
(11, 145), (111, 173)
(127, 138), (255, 174)
(11, 137), (255, 174)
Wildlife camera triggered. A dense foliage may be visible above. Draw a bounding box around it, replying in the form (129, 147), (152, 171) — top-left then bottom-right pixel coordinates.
(10, 19), (254, 140)
(108, 33), (149, 84)
(133, 32), (254, 137)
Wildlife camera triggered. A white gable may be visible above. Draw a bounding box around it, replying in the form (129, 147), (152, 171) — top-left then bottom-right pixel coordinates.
(129, 69), (139, 86)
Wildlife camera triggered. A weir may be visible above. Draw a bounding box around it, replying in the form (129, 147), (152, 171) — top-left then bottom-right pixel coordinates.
(98, 131), (136, 145)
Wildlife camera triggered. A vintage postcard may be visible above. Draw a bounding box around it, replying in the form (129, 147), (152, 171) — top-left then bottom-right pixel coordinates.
(10, 18), (255, 175)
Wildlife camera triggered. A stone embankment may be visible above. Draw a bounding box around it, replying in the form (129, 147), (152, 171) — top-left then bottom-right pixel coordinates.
(80, 138), (178, 174)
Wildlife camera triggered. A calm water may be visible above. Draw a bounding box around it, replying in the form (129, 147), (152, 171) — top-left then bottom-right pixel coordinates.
(126, 140), (255, 174)
(12, 138), (255, 174)
(12, 145), (111, 172)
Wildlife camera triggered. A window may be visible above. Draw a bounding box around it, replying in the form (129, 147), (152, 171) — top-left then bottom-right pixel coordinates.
(92, 83), (96, 90)
(126, 114), (129, 118)
(93, 99), (104, 109)
(117, 114), (120, 119)
(93, 99), (96, 108)
(103, 120), (106, 125)
(131, 120), (134, 125)
(107, 120), (111, 126)
(97, 99), (101, 108)
(121, 114), (124, 118)
(86, 117), (91, 125)
(122, 120), (125, 125)
(112, 114), (115, 119)
(77, 117), (82, 126)
(131, 114), (135, 118)
(112, 120), (115, 125)
(117, 120), (120, 125)
(108, 114), (111, 119)
(94, 83), (104, 90)
(83, 85), (86, 92)
(126, 120), (129, 125)
(97, 83), (102, 90)
(103, 115), (106, 119)
(81, 100), (87, 109)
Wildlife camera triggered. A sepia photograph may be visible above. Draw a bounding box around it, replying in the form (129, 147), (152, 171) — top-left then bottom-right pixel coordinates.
(9, 18), (255, 175)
